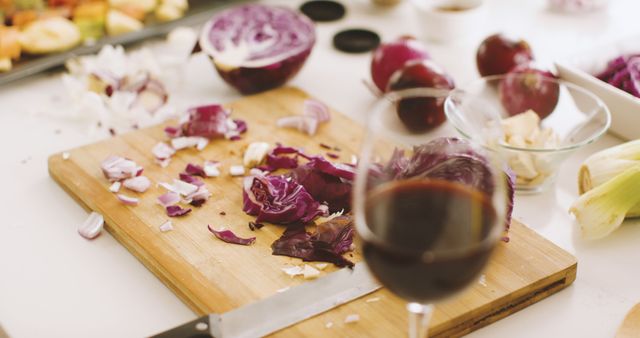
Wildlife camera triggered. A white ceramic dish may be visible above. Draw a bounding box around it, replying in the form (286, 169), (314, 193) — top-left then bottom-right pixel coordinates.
(555, 36), (640, 140)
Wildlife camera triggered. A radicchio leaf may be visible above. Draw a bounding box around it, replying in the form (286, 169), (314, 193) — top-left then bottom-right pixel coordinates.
(208, 225), (256, 246)
(271, 215), (354, 267)
(242, 174), (324, 224)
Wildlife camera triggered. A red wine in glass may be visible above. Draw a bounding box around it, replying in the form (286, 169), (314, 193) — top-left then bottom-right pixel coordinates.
(362, 179), (498, 303)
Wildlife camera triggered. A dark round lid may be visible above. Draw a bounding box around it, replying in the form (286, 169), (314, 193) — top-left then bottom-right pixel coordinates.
(300, 0), (346, 22)
(333, 28), (381, 53)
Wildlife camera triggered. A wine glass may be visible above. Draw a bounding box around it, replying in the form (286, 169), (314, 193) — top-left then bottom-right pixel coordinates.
(353, 88), (507, 338)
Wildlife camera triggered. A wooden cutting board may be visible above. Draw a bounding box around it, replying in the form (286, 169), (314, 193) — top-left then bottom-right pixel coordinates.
(48, 86), (577, 337)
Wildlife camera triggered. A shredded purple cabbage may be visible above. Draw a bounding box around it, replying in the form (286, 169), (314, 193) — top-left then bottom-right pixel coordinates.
(596, 54), (640, 98)
(288, 163), (352, 213)
(208, 225), (256, 246)
(242, 174), (324, 224)
(271, 215), (354, 267)
(384, 137), (514, 229)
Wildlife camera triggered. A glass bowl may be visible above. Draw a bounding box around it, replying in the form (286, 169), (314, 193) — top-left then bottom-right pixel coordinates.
(444, 74), (611, 193)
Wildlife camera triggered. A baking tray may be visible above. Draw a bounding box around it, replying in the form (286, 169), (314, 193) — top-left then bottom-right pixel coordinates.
(0, 0), (249, 86)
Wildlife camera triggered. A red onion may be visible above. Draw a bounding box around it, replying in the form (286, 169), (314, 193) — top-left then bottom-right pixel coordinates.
(499, 65), (559, 118)
(152, 142), (175, 161)
(101, 156), (143, 182)
(159, 220), (174, 232)
(166, 205), (191, 217)
(185, 163), (206, 177)
(370, 36), (430, 93)
(78, 212), (104, 240)
(157, 192), (181, 207)
(199, 4), (316, 94)
(179, 173), (205, 187)
(123, 176), (151, 193)
(303, 99), (330, 122)
(204, 161), (221, 177)
(117, 194), (139, 206)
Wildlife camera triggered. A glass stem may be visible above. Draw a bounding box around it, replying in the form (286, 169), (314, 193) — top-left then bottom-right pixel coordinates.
(407, 302), (434, 338)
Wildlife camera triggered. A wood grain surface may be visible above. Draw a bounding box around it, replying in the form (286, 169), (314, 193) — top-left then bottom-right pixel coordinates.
(48, 86), (577, 337)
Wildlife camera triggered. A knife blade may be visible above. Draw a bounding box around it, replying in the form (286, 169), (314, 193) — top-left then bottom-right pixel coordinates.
(151, 263), (380, 338)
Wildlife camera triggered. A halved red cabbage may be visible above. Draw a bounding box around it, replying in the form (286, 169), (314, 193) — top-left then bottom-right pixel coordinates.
(208, 225), (256, 246)
(199, 4), (316, 94)
(123, 176), (151, 193)
(242, 173), (324, 224)
(271, 215), (354, 267)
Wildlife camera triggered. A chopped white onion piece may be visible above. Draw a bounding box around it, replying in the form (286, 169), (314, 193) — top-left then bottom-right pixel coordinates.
(365, 297), (381, 303)
(184, 186), (211, 204)
(325, 322), (334, 329)
(344, 314), (360, 324)
(171, 136), (201, 150)
(303, 264), (320, 280)
(117, 194), (139, 206)
(204, 161), (221, 177)
(172, 179), (198, 196)
(479, 274), (487, 287)
(229, 165), (245, 177)
(101, 155), (142, 182)
(281, 265), (304, 277)
(158, 182), (177, 193)
(243, 142), (270, 167)
(109, 181), (122, 193)
(123, 176), (151, 193)
(62, 152), (70, 160)
(157, 192), (181, 207)
(196, 137), (209, 151)
(249, 168), (266, 176)
(159, 220), (174, 232)
(276, 115), (318, 136)
(314, 263), (328, 270)
(155, 158), (171, 168)
(78, 212), (104, 240)
(152, 142), (175, 160)
(351, 155), (358, 165)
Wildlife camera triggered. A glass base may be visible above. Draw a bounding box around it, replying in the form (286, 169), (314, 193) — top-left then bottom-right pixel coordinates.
(407, 303), (434, 338)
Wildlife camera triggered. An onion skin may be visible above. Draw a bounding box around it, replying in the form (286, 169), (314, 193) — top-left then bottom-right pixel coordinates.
(214, 48), (313, 94)
(499, 65), (559, 119)
(387, 60), (455, 132)
(370, 36), (430, 93)
(476, 34), (534, 77)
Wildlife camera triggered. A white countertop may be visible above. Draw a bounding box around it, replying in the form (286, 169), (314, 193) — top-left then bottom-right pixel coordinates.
(1, 0), (639, 337)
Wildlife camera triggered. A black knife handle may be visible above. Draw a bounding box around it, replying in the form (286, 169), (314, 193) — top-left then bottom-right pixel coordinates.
(149, 315), (215, 338)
